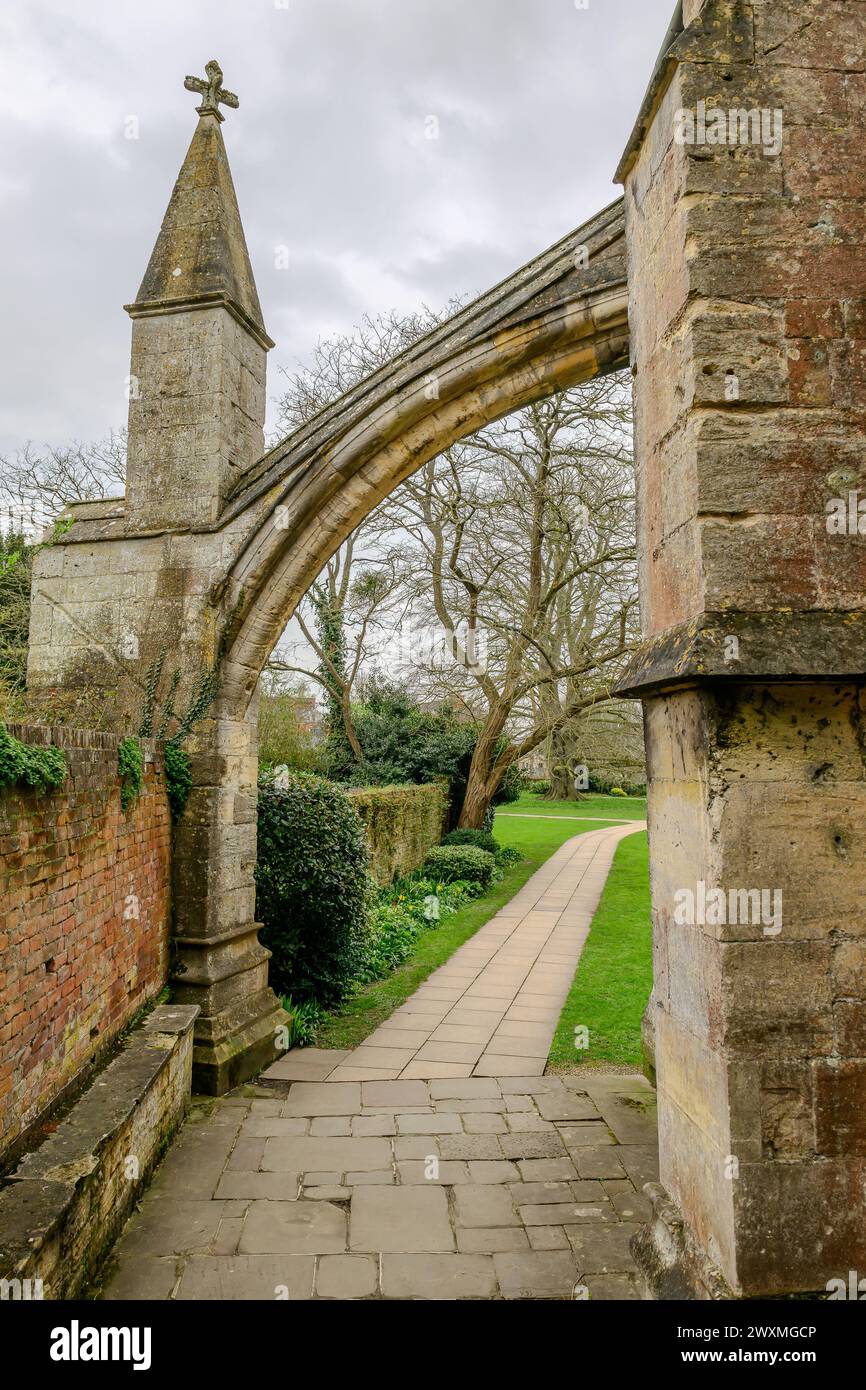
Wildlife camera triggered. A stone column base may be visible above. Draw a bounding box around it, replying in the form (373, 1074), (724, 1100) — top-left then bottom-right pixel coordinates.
(632, 1184), (734, 1300)
(191, 990), (287, 1096)
(170, 923), (288, 1094)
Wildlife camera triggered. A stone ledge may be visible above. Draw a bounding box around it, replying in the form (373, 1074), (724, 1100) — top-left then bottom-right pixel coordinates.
(0, 1004), (198, 1300)
(615, 610), (866, 698)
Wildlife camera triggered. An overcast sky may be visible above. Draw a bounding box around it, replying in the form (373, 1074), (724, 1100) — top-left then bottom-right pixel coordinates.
(0, 0), (674, 458)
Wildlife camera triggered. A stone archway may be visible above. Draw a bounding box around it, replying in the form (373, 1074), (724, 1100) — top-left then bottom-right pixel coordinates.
(216, 199), (629, 720)
(27, 2), (866, 1298)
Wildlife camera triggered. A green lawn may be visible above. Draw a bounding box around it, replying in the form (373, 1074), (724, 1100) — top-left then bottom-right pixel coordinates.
(548, 830), (652, 1069)
(314, 808), (604, 1051)
(500, 789), (647, 821)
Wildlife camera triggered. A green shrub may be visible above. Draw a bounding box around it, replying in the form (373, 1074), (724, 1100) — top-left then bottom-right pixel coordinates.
(442, 826), (520, 869)
(331, 679), (525, 828)
(609, 786), (627, 797)
(279, 994), (326, 1049)
(442, 827), (498, 856)
(118, 736), (144, 813)
(422, 843), (496, 889)
(162, 742), (193, 821)
(495, 844), (522, 867)
(355, 874), (472, 984)
(495, 762), (524, 805)
(256, 773), (371, 1006)
(0, 723), (67, 794)
(530, 780), (551, 797)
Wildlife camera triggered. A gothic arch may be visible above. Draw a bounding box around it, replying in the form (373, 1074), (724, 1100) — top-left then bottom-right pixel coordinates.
(215, 198), (628, 716)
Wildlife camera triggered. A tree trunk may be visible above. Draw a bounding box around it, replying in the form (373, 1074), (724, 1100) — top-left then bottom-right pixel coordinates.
(457, 726), (511, 828)
(458, 774), (496, 829)
(547, 728), (578, 800)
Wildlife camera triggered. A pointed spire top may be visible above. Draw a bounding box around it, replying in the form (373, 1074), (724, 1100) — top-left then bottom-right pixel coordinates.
(183, 59), (239, 123)
(124, 67), (272, 350)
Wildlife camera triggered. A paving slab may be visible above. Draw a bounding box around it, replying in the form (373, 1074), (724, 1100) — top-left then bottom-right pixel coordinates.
(453, 1184), (520, 1228)
(260, 1048), (350, 1083)
(396, 1160), (470, 1185)
(326, 1066), (402, 1081)
(493, 1250), (582, 1300)
(215, 1171), (300, 1201)
(361, 1080), (430, 1107)
(102, 1258), (179, 1301)
(239, 1199), (347, 1255)
(350, 1185), (454, 1253)
(316, 1254), (379, 1299)
(380, 1253), (496, 1299)
(564, 1221), (641, 1272)
(176, 1255), (315, 1300)
(112, 1199), (226, 1258)
(429, 1077), (501, 1099)
(262, 1136), (393, 1173)
(527, 1226), (570, 1251)
(282, 1082), (361, 1117)
(457, 1227), (530, 1253)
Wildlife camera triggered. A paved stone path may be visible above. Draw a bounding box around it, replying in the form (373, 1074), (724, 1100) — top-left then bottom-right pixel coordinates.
(269, 821), (645, 1084)
(101, 823), (658, 1300)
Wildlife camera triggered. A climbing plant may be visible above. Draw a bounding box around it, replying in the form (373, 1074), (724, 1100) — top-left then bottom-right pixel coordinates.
(117, 736), (144, 813)
(0, 722), (67, 794)
(162, 741), (193, 821)
(138, 651), (222, 822)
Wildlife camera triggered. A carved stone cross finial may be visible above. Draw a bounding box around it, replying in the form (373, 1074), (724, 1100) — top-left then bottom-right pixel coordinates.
(184, 60), (239, 122)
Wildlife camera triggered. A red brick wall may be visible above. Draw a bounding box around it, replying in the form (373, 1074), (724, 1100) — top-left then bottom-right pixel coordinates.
(0, 727), (171, 1163)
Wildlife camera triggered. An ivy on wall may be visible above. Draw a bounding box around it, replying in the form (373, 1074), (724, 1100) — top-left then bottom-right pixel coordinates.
(0, 722), (67, 794)
(347, 782), (448, 886)
(117, 736), (144, 814)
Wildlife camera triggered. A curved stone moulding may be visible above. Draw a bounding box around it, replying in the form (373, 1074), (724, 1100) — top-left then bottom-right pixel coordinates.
(218, 199), (629, 711)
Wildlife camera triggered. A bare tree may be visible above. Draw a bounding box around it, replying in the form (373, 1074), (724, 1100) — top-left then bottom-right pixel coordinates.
(0, 431), (127, 535)
(266, 529), (413, 768)
(275, 304), (462, 439)
(276, 309), (638, 825)
(367, 378), (638, 825)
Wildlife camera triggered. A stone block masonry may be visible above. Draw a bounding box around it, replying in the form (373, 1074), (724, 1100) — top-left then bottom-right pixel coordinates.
(616, 0), (866, 1296)
(0, 726), (171, 1166)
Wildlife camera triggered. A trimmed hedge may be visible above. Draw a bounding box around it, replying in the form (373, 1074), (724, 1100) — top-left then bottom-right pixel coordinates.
(423, 844), (496, 889)
(255, 773), (371, 1006)
(347, 782), (447, 886)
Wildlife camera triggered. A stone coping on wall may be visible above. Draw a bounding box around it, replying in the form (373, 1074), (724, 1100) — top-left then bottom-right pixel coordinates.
(3, 723), (157, 752)
(615, 610), (866, 698)
(0, 1004), (198, 1300)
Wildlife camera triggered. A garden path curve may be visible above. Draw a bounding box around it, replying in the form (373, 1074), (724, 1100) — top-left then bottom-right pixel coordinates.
(276, 820), (646, 1083)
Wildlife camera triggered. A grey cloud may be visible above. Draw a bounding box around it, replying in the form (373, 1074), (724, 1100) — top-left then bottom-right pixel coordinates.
(0, 0), (675, 455)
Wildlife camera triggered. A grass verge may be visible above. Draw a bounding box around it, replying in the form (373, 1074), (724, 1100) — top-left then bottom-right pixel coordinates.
(501, 789), (647, 821)
(548, 829), (652, 1069)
